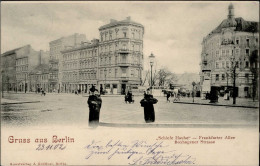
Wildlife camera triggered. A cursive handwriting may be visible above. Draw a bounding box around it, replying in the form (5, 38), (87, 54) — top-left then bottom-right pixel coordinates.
(84, 140), (196, 165)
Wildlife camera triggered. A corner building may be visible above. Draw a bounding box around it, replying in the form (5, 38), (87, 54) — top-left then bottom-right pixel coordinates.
(98, 17), (144, 94)
(200, 4), (259, 98)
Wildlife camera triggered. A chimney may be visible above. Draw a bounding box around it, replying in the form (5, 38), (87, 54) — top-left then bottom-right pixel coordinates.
(39, 50), (43, 65)
(110, 19), (117, 23)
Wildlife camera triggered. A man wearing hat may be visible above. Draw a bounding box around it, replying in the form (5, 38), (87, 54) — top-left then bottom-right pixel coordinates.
(140, 88), (158, 123)
(88, 87), (102, 126)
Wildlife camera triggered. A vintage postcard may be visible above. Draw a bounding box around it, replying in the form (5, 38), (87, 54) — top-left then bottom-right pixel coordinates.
(1, 1), (259, 166)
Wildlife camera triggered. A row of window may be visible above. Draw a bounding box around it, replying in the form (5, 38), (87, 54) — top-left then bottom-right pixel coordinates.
(100, 56), (140, 65)
(79, 60), (97, 69)
(79, 72), (97, 80)
(16, 58), (28, 66)
(49, 74), (58, 80)
(79, 49), (97, 58)
(99, 43), (142, 53)
(207, 48), (250, 59)
(204, 37), (258, 50)
(16, 65), (28, 72)
(99, 68), (140, 78)
(50, 55), (59, 60)
(16, 73), (27, 80)
(50, 63), (58, 69)
(30, 75), (49, 81)
(215, 60), (250, 69)
(100, 30), (142, 42)
(63, 72), (97, 80)
(215, 73), (250, 82)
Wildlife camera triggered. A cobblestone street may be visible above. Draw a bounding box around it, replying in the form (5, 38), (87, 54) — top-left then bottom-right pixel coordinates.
(1, 92), (258, 128)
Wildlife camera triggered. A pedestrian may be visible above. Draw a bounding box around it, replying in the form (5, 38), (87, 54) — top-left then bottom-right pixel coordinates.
(88, 89), (102, 127)
(140, 89), (158, 123)
(166, 91), (171, 102)
(41, 89), (45, 96)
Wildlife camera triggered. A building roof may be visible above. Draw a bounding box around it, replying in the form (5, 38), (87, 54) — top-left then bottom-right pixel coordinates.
(61, 42), (99, 53)
(99, 17), (144, 30)
(210, 17), (259, 35)
(30, 64), (50, 74)
(1, 45), (30, 57)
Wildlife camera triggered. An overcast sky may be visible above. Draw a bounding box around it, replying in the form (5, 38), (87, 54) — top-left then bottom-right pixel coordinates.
(1, 1), (259, 74)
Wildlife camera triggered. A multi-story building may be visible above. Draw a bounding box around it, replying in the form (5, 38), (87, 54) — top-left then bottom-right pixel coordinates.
(1, 47), (23, 92)
(200, 4), (259, 98)
(49, 33), (87, 92)
(29, 64), (50, 92)
(15, 45), (41, 92)
(61, 39), (99, 93)
(29, 50), (50, 92)
(98, 17), (144, 94)
(1, 46), (49, 92)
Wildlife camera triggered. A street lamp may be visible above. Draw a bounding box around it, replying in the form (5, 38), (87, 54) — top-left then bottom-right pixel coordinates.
(149, 53), (155, 93)
(104, 68), (107, 93)
(192, 81), (196, 103)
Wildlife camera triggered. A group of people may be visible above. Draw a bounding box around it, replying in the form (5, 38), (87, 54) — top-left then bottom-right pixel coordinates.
(166, 91), (181, 102)
(125, 91), (134, 103)
(87, 86), (159, 126)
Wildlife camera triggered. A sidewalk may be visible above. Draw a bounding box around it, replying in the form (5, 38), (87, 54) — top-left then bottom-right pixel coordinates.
(1, 98), (40, 105)
(173, 97), (259, 108)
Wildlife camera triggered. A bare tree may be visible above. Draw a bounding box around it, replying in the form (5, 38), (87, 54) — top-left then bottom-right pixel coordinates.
(153, 68), (177, 87)
(250, 50), (258, 101)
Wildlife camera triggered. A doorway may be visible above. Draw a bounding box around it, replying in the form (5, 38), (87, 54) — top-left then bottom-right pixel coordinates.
(121, 84), (126, 94)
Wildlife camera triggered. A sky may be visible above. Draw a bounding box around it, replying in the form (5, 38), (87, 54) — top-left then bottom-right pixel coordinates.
(1, 1), (259, 74)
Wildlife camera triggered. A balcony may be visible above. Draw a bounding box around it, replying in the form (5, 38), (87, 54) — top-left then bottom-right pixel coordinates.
(119, 76), (129, 80)
(118, 49), (130, 53)
(118, 62), (131, 67)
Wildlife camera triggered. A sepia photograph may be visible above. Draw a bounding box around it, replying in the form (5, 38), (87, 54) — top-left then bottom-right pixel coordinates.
(1, 1), (259, 165)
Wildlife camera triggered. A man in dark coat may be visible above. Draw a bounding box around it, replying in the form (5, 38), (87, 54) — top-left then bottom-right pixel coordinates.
(88, 89), (102, 126)
(140, 89), (158, 123)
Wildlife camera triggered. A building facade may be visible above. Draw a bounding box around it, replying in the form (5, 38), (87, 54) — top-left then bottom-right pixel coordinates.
(1, 47), (21, 92)
(200, 4), (259, 98)
(98, 17), (144, 94)
(29, 64), (50, 92)
(61, 39), (99, 93)
(49, 33), (87, 92)
(15, 45), (41, 92)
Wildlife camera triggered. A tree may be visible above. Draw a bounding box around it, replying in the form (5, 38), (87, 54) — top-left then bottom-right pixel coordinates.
(228, 51), (242, 105)
(154, 68), (177, 87)
(250, 50), (258, 101)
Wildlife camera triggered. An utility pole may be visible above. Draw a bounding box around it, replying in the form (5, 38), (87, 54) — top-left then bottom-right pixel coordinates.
(232, 63), (236, 104)
(25, 73), (27, 93)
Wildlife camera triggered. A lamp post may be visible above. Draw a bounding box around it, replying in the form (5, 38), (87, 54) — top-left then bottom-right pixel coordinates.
(104, 68), (107, 93)
(192, 81), (196, 103)
(149, 53), (155, 93)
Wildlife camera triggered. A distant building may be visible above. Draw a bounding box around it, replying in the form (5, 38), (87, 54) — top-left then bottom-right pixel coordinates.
(61, 39), (99, 93)
(49, 33), (87, 92)
(1, 45), (41, 92)
(1, 46), (23, 92)
(200, 4), (259, 98)
(29, 64), (50, 92)
(98, 17), (144, 94)
(176, 73), (200, 91)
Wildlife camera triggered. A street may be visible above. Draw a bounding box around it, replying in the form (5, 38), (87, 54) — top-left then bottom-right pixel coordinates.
(1, 92), (259, 128)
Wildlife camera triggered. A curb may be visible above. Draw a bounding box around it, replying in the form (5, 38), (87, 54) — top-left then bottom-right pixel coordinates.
(1, 101), (41, 105)
(173, 101), (259, 109)
(99, 122), (258, 128)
